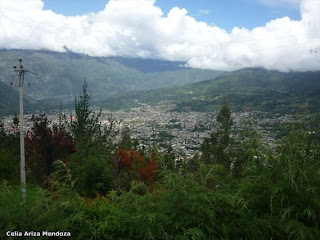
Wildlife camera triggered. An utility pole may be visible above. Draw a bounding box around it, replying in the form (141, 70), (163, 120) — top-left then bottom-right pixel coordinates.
(13, 59), (36, 199)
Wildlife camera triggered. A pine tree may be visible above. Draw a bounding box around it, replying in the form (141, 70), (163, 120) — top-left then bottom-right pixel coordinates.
(119, 125), (132, 150)
(0, 120), (19, 184)
(68, 81), (114, 197)
(201, 98), (233, 167)
(217, 98), (233, 147)
(71, 80), (102, 142)
(0, 120), (4, 136)
(25, 114), (54, 185)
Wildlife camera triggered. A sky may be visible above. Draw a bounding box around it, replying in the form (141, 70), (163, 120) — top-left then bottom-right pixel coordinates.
(0, 0), (319, 71)
(41, 0), (301, 32)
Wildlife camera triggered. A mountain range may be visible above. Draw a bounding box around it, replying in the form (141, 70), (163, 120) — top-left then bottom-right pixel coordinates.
(0, 49), (223, 100)
(0, 79), (37, 117)
(0, 50), (319, 116)
(99, 68), (320, 113)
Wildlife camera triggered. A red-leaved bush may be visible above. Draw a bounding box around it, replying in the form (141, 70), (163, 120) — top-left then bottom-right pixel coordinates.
(115, 149), (158, 186)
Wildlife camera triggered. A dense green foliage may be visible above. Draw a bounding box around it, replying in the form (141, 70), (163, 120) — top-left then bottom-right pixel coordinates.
(1, 84), (320, 239)
(68, 82), (115, 197)
(0, 121), (19, 184)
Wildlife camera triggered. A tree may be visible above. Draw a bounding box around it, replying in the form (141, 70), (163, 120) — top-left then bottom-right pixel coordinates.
(201, 98), (233, 167)
(0, 120), (5, 138)
(159, 144), (176, 172)
(26, 114), (75, 186)
(0, 120), (19, 184)
(12, 114), (19, 126)
(217, 98), (233, 147)
(68, 81), (114, 197)
(113, 148), (158, 192)
(68, 151), (113, 197)
(26, 114), (54, 185)
(71, 80), (102, 143)
(119, 125), (132, 150)
(234, 122), (320, 239)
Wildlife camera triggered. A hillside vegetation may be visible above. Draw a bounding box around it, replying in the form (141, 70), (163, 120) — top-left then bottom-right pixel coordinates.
(0, 50), (223, 101)
(1, 85), (319, 239)
(1, 51), (319, 115)
(101, 68), (320, 113)
(0, 81), (35, 116)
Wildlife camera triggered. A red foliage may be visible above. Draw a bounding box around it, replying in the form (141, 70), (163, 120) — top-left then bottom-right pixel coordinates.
(138, 159), (158, 182)
(115, 148), (158, 184)
(52, 127), (76, 155)
(25, 115), (75, 185)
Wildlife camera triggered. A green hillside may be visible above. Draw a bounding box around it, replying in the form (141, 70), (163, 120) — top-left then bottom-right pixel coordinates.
(0, 81), (18, 116)
(0, 50), (223, 101)
(99, 68), (320, 113)
(1, 51), (319, 115)
(0, 81), (35, 116)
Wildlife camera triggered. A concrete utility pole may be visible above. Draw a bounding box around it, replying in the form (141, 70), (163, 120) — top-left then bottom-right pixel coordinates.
(13, 59), (36, 199)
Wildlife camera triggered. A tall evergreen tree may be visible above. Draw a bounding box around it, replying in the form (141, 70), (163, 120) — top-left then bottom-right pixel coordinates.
(26, 114), (54, 185)
(68, 81), (114, 197)
(217, 98), (233, 147)
(119, 125), (132, 150)
(201, 98), (233, 167)
(25, 114), (75, 186)
(71, 80), (102, 143)
(0, 120), (19, 184)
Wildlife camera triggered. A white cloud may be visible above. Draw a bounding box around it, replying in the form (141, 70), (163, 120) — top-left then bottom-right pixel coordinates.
(0, 0), (319, 71)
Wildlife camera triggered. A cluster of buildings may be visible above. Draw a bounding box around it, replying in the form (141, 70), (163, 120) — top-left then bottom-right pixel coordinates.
(101, 103), (294, 158)
(1, 103), (294, 159)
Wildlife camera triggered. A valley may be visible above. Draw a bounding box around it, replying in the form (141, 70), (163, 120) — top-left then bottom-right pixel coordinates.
(2, 101), (297, 161)
(1, 50), (319, 117)
(1, 1), (320, 238)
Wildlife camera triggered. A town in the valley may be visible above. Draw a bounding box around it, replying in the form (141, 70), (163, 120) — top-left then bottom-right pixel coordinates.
(1, 102), (294, 160)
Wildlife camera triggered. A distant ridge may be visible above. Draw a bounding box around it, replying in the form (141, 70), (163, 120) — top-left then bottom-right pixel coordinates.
(0, 49), (224, 101)
(99, 68), (320, 113)
(109, 56), (185, 73)
(1, 50), (319, 115)
(0, 80), (34, 116)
